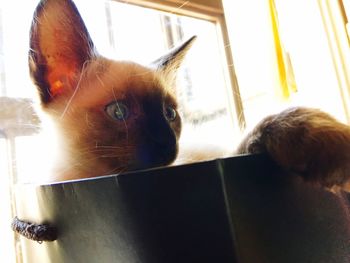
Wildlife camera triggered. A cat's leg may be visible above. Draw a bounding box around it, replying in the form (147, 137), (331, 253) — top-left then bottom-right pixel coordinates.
(236, 107), (350, 190)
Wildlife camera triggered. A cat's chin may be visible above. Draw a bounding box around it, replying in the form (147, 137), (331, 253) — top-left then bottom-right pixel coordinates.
(131, 144), (178, 171)
(129, 159), (174, 172)
(174, 143), (233, 166)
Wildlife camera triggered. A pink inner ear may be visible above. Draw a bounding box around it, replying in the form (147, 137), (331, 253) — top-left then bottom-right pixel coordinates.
(40, 27), (82, 97)
(46, 57), (79, 97)
(46, 65), (76, 97)
(30, 0), (96, 102)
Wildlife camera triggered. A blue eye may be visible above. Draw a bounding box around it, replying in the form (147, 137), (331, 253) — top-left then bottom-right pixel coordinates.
(106, 102), (129, 121)
(165, 106), (177, 121)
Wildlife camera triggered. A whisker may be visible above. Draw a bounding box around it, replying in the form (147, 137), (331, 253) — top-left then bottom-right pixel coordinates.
(77, 149), (133, 156)
(111, 86), (130, 144)
(94, 146), (127, 149)
(98, 155), (128, 158)
(111, 86), (117, 102)
(60, 60), (90, 119)
(106, 166), (128, 175)
(96, 71), (105, 88)
(169, 1), (189, 15)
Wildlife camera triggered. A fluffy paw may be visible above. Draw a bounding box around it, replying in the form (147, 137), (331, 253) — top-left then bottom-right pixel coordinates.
(236, 107), (350, 190)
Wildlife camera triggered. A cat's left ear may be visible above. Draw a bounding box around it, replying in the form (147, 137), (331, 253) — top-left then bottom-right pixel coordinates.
(29, 0), (96, 105)
(151, 36), (196, 82)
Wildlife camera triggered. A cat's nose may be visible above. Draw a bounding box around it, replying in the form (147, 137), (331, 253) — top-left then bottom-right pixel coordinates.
(136, 122), (178, 169)
(146, 114), (175, 142)
(149, 125), (177, 145)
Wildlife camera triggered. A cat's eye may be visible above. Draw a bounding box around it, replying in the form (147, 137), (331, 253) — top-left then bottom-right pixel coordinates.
(165, 106), (177, 121)
(105, 102), (129, 121)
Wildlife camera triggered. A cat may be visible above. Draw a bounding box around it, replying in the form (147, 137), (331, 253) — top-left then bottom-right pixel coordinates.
(29, 0), (350, 191)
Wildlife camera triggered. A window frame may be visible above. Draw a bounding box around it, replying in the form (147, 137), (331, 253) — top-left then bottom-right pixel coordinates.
(318, 0), (350, 123)
(109, 0), (245, 129)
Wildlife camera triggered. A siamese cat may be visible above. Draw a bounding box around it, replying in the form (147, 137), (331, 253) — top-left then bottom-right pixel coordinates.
(29, 0), (350, 191)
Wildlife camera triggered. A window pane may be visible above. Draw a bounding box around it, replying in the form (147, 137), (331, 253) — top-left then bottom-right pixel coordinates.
(1, 0), (38, 98)
(1, 0), (237, 150)
(15, 135), (53, 183)
(2, 0), (237, 172)
(0, 138), (16, 263)
(104, 1), (236, 150)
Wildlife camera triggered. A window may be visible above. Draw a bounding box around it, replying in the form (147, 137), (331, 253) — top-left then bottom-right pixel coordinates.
(0, 135), (17, 263)
(74, 0), (239, 149)
(317, 0), (350, 122)
(223, 0), (350, 126)
(4, 0), (350, 261)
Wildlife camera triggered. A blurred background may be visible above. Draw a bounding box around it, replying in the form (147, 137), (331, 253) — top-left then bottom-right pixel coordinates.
(1, 0), (349, 261)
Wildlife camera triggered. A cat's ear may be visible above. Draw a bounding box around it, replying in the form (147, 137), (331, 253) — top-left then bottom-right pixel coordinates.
(151, 36), (196, 83)
(29, 0), (96, 105)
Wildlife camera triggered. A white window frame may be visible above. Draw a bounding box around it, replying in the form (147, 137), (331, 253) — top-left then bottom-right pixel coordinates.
(318, 0), (350, 122)
(109, 0), (245, 128)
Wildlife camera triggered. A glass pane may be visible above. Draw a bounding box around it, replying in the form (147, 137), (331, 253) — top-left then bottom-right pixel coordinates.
(15, 135), (53, 183)
(1, 0), (236, 172)
(105, 1), (236, 150)
(1, 0), (237, 150)
(0, 7), (6, 96)
(0, 138), (16, 263)
(1, 0), (38, 99)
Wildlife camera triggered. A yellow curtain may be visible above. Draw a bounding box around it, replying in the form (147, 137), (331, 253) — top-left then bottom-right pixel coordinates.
(269, 0), (297, 100)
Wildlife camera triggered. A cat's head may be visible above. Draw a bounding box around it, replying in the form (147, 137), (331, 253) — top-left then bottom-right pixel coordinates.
(29, 0), (195, 180)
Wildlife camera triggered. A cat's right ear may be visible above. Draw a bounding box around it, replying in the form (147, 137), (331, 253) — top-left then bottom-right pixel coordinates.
(29, 0), (96, 105)
(151, 36), (196, 85)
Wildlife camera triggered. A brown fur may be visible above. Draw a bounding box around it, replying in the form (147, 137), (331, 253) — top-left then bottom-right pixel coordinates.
(29, 0), (350, 190)
(46, 60), (182, 180)
(237, 107), (350, 190)
(29, 0), (190, 181)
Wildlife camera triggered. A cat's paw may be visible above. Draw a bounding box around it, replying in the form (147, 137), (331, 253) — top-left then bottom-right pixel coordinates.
(236, 107), (350, 190)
